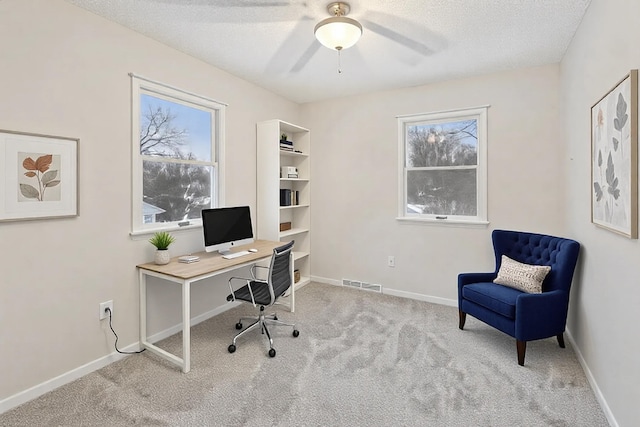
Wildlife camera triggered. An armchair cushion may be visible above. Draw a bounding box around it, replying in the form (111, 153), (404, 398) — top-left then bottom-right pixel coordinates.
(493, 255), (551, 294)
(462, 282), (520, 319)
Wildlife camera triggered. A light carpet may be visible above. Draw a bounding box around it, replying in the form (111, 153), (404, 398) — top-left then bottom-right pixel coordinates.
(0, 282), (608, 426)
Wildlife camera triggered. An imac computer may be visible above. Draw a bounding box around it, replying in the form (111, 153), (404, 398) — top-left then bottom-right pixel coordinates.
(201, 206), (254, 254)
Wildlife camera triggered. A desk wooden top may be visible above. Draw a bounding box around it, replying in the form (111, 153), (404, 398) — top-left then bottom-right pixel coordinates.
(137, 239), (282, 280)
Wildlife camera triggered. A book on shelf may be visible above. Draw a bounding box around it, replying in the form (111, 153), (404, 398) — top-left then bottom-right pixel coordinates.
(279, 189), (300, 207)
(280, 189), (291, 206)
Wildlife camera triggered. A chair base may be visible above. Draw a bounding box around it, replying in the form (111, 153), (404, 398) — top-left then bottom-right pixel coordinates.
(228, 306), (299, 357)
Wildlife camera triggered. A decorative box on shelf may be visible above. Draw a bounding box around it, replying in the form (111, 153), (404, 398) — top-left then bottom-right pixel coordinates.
(294, 269), (300, 283)
(280, 222), (292, 231)
(281, 166), (298, 178)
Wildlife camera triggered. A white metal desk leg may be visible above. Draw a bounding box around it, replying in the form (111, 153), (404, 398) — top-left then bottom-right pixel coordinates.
(182, 280), (191, 373)
(139, 270), (147, 346)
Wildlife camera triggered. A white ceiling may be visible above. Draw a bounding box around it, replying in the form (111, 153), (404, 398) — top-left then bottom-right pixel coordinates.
(65, 0), (591, 104)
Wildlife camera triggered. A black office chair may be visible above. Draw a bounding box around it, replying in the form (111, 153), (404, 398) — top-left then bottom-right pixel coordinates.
(226, 240), (299, 357)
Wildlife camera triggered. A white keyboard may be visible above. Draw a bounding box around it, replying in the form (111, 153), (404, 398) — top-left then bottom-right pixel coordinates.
(222, 250), (250, 260)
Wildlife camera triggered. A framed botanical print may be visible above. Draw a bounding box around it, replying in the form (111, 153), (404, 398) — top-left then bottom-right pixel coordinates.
(591, 70), (638, 238)
(0, 130), (78, 222)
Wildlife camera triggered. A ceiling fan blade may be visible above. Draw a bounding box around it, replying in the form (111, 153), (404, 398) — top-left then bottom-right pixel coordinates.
(360, 11), (445, 57)
(264, 17), (314, 74)
(290, 41), (321, 73)
(150, 0), (294, 6)
(361, 19), (434, 57)
(142, 0), (309, 23)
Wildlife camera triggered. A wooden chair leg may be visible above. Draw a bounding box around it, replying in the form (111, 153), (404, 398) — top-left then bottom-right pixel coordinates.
(516, 340), (526, 366)
(458, 310), (466, 330)
(557, 333), (565, 348)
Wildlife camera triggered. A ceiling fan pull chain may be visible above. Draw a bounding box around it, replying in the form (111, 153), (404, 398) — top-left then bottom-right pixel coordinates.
(337, 47), (342, 74)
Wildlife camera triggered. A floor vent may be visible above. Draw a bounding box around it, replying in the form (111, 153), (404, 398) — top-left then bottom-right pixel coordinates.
(342, 279), (383, 293)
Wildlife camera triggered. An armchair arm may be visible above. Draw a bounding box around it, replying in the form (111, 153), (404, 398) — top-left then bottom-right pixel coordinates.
(228, 277), (257, 307)
(458, 272), (496, 286)
(515, 290), (569, 341)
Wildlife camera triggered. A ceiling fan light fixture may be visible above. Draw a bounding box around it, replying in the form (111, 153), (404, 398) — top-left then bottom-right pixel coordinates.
(314, 2), (362, 51)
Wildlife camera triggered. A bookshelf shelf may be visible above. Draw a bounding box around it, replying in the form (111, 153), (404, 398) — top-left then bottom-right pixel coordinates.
(280, 227), (309, 238)
(257, 119), (311, 297)
(280, 204), (310, 210)
(280, 150), (308, 158)
(280, 178), (309, 182)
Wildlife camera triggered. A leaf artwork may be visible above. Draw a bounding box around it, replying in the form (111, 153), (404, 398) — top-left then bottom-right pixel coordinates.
(592, 72), (636, 236)
(605, 152), (620, 199)
(20, 154), (59, 201)
(593, 182), (603, 201)
(613, 93), (628, 131)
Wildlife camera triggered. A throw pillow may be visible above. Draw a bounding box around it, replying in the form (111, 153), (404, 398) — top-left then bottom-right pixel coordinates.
(493, 255), (551, 294)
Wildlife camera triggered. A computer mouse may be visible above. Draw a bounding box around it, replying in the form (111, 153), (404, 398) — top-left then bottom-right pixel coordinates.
(248, 248), (258, 253)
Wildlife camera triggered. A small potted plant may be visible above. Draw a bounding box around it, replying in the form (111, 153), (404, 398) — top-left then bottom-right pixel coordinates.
(280, 132), (288, 143)
(149, 231), (175, 265)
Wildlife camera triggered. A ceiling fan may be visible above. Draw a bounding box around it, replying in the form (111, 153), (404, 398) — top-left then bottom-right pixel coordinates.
(90, 0), (443, 74)
(265, 1), (443, 74)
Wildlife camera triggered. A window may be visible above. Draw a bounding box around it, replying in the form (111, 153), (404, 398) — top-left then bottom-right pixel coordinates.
(131, 75), (226, 234)
(397, 106), (488, 224)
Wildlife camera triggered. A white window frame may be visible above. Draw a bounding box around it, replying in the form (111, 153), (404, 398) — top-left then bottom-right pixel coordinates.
(397, 105), (489, 226)
(130, 74), (226, 235)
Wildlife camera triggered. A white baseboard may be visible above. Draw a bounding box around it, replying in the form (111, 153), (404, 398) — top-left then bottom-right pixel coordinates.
(383, 288), (458, 307)
(146, 301), (240, 344)
(0, 344), (134, 414)
(565, 330), (617, 427)
(310, 275), (458, 307)
(0, 302), (239, 415)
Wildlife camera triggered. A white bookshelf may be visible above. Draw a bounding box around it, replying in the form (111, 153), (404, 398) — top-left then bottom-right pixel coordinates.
(256, 119), (311, 298)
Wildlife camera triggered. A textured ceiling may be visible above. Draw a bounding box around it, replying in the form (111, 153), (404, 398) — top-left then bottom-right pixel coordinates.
(64, 0), (591, 104)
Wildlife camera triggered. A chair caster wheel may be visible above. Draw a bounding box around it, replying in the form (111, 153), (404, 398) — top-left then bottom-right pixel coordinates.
(268, 348), (276, 357)
(228, 344), (236, 353)
(235, 322), (243, 330)
(293, 329), (300, 337)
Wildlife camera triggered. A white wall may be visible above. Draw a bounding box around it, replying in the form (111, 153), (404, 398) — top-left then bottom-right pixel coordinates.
(561, 0), (640, 425)
(302, 64), (566, 301)
(0, 0), (300, 403)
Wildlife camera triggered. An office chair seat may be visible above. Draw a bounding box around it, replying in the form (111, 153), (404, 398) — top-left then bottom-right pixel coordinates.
(226, 281), (273, 306)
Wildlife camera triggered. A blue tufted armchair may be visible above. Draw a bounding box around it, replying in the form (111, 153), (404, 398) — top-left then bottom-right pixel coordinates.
(458, 229), (580, 365)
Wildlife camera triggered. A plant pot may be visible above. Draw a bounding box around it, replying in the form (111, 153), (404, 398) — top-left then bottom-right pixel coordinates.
(154, 249), (171, 265)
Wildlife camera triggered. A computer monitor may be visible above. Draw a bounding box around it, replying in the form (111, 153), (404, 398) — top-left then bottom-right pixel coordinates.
(201, 206), (254, 254)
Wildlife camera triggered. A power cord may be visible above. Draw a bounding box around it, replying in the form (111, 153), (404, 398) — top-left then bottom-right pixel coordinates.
(105, 307), (146, 355)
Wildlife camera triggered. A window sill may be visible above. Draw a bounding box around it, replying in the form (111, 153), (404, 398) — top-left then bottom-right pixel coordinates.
(130, 223), (202, 240)
(396, 217), (489, 228)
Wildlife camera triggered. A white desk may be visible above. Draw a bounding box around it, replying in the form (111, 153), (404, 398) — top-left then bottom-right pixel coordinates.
(137, 239), (288, 373)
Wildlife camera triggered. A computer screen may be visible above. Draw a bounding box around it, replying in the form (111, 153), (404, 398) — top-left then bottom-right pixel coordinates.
(201, 206), (254, 254)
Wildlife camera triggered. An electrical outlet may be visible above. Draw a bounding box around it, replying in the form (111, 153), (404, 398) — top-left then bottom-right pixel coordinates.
(99, 300), (113, 320)
(388, 256), (395, 268)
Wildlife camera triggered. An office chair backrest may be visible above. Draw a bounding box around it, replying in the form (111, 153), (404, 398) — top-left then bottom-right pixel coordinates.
(268, 240), (295, 305)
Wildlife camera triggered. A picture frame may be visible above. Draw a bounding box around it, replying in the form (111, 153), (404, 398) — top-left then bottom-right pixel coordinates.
(0, 129), (79, 222)
(591, 70), (638, 238)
